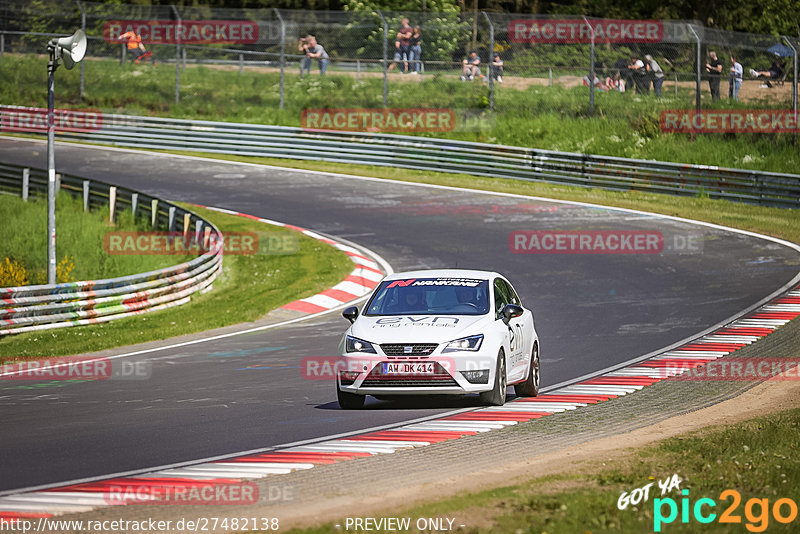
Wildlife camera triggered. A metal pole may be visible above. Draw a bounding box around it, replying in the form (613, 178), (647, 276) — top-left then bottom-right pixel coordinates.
(274, 9), (285, 110)
(121, 44), (125, 65)
(584, 16), (595, 112)
(46, 49), (57, 284)
(687, 24), (701, 112)
(783, 36), (798, 142)
(549, 67), (552, 86)
(171, 5), (181, 103)
(22, 168), (29, 201)
(76, 0), (85, 100)
(482, 12), (495, 111)
(239, 53), (243, 75)
(378, 10), (388, 107)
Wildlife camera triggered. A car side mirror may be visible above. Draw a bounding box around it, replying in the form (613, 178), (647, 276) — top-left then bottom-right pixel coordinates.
(502, 303), (523, 324)
(342, 306), (359, 324)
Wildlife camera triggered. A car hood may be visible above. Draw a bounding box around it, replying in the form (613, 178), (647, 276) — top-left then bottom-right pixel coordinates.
(350, 314), (492, 345)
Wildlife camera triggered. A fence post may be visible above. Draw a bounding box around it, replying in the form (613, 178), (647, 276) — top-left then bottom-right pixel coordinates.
(131, 192), (138, 218)
(274, 8), (285, 110)
(182, 47), (186, 70)
(482, 12), (495, 111)
(674, 72), (678, 96)
(168, 206), (176, 232)
(82, 179), (89, 211)
(1, 33), (4, 56)
(121, 44), (126, 65)
(22, 168), (29, 201)
(584, 16), (595, 113)
(687, 24), (701, 112)
(549, 67), (552, 87)
(76, 0), (85, 100)
(239, 53), (243, 75)
(357, 58), (360, 81)
(171, 5), (181, 103)
(378, 10), (388, 107)
(783, 36), (797, 143)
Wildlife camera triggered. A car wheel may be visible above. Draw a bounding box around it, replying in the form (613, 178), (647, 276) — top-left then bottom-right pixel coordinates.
(514, 342), (540, 398)
(480, 349), (507, 406)
(337, 387), (366, 409)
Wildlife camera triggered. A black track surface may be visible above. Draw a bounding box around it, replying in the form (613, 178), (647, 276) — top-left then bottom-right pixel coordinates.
(0, 139), (797, 492)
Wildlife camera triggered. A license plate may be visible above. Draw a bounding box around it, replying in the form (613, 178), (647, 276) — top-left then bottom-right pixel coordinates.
(382, 362), (437, 375)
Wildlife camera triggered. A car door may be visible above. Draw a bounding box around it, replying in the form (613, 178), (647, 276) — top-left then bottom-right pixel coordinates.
(493, 278), (513, 378)
(502, 278), (532, 382)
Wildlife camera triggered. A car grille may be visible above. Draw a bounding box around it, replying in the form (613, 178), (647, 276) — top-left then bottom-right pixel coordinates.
(360, 361), (458, 388)
(380, 343), (438, 357)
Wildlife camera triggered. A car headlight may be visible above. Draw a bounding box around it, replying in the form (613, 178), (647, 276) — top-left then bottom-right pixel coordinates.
(345, 335), (377, 354)
(442, 334), (484, 353)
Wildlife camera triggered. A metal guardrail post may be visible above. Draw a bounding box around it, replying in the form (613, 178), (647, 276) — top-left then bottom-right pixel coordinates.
(378, 10), (388, 107)
(171, 5), (181, 104)
(22, 168), (29, 201)
(783, 36), (798, 143)
(482, 12), (495, 111)
(274, 8), (285, 110)
(76, 0), (85, 100)
(168, 206), (176, 231)
(82, 179), (89, 211)
(109, 186), (117, 223)
(687, 24), (701, 112)
(131, 192), (138, 217)
(151, 199), (158, 228)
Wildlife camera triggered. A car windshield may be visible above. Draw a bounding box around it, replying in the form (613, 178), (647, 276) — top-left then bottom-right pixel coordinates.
(364, 277), (490, 316)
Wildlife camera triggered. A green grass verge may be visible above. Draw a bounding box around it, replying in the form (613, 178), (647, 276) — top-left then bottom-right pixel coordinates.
(154, 150), (800, 246)
(1, 54), (797, 174)
(0, 191), (193, 285)
(284, 406), (800, 533)
(0, 203), (354, 358)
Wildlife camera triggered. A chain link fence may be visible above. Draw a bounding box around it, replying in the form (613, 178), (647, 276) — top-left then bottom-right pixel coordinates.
(0, 1), (797, 141)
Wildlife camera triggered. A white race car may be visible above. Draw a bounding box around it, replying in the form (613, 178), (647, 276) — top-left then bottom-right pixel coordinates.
(336, 269), (540, 409)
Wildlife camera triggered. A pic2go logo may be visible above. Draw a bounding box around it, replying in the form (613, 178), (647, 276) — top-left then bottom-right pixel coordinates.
(654, 489), (798, 532)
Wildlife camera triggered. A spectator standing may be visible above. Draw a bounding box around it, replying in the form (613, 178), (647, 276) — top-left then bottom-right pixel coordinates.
(490, 54), (504, 83)
(729, 54), (743, 100)
(461, 51), (481, 81)
(409, 27), (422, 74)
(705, 51), (723, 100)
(299, 35), (329, 76)
(628, 55), (649, 94)
(388, 19), (413, 73)
(645, 54), (664, 97)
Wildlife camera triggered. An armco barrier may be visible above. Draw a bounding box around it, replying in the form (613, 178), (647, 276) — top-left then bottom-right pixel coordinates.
(2, 106), (798, 208)
(0, 161), (222, 336)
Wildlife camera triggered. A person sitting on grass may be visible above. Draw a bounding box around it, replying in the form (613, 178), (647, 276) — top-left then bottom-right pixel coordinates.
(749, 59), (785, 88)
(490, 54), (504, 83)
(461, 51), (481, 81)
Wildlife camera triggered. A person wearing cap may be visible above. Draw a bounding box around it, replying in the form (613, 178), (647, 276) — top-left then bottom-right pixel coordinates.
(645, 54), (664, 97)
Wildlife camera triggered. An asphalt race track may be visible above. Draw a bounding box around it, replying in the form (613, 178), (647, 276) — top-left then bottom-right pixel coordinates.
(1, 138), (798, 493)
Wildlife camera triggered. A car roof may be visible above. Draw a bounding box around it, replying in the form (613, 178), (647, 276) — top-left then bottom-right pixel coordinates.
(382, 269), (502, 281)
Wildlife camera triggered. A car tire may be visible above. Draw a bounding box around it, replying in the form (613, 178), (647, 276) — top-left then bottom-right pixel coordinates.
(337, 387), (366, 409)
(514, 342), (540, 398)
(480, 349), (507, 406)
